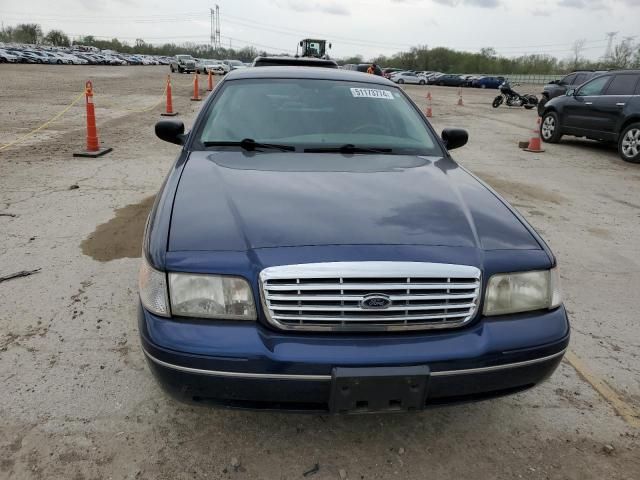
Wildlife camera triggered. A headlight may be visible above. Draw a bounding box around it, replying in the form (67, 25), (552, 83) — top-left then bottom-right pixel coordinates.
(169, 273), (257, 320)
(138, 255), (170, 317)
(483, 268), (562, 316)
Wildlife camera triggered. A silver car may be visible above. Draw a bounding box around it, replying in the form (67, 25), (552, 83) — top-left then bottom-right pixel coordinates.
(391, 71), (426, 85)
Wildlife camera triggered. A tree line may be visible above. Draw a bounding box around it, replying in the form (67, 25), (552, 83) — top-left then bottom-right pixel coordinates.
(2, 23), (639, 73)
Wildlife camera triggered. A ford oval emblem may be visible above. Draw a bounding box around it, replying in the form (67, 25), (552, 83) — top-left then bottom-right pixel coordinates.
(361, 294), (392, 310)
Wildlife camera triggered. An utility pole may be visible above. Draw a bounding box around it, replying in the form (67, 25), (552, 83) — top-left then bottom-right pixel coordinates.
(210, 8), (214, 49)
(210, 4), (221, 51)
(604, 31), (618, 61)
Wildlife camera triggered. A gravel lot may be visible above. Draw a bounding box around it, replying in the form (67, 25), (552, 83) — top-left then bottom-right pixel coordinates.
(0, 65), (639, 480)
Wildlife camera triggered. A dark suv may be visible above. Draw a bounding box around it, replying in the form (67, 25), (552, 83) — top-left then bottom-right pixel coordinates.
(538, 70), (606, 115)
(540, 70), (640, 163)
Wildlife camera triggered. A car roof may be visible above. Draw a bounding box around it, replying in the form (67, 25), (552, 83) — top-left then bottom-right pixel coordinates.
(252, 56), (338, 68)
(225, 66), (396, 85)
(605, 69), (640, 74)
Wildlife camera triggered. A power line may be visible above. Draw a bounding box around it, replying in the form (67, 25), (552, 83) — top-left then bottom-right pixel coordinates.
(0, 9), (631, 58)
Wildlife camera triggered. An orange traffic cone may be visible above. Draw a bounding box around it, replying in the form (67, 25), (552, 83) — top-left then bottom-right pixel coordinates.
(207, 69), (213, 92)
(426, 91), (433, 118)
(191, 72), (201, 101)
(73, 80), (112, 158)
(161, 75), (178, 116)
(524, 116), (545, 153)
(457, 88), (464, 106)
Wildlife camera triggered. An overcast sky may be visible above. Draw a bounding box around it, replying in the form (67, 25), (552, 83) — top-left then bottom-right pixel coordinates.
(1, 0), (638, 59)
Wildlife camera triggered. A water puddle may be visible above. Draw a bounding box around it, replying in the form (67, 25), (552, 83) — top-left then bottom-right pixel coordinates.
(81, 196), (155, 262)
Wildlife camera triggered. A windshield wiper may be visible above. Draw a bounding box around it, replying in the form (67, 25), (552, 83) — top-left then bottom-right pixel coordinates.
(203, 138), (295, 152)
(304, 144), (393, 154)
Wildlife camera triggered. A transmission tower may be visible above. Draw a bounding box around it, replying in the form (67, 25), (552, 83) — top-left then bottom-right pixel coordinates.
(210, 5), (221, 50)
(603, 31), (618, 60)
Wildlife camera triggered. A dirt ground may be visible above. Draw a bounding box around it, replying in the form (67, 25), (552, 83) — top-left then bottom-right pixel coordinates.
(0, 65), (639, 480)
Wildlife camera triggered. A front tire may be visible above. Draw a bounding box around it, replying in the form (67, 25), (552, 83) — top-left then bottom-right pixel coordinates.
(481, 84), (486, 89)
(492, 96), (503, 108)
(178, 66), (183, 73)
(397, 79), (404, 84)
(419, 79), (426, 85)
(537, 97), (548, 117)
(618, 122), (640, 163)
(541, 111), (562, 143)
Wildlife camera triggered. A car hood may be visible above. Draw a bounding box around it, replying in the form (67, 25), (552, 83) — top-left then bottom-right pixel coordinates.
(168, 152), (540, 252)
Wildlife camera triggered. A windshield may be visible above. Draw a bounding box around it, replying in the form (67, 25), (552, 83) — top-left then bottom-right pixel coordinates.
(176, 55), (193, 60)
(195, 78), (442, 155)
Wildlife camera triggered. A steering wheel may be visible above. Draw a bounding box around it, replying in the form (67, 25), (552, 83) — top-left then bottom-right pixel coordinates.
(350, 124), (388, 135)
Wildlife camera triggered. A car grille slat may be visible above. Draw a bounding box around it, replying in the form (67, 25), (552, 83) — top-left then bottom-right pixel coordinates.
(268, 303), (477, 312)
(265, 282), (477, 291)
(260, 262), (481, 332)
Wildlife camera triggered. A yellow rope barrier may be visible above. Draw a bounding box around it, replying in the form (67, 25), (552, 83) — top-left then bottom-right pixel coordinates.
(98, 83), (168, 113)
(0, 91), (85, 152)
(0, 81), (173, 152)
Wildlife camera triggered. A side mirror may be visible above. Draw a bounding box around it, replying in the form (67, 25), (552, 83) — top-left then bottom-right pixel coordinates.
(329, 43), (332, 49)
(441, 128), (468, 150)
(155, 120), (185, 145)
(299, 41), (303, 47)
(566, 88), (575, 96)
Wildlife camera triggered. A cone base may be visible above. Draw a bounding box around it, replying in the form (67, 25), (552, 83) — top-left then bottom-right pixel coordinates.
(73, 147), (113, 158)
(161, 112), (179, 116)
(191, 97), (202, 101)
(524, 148), (545, 153)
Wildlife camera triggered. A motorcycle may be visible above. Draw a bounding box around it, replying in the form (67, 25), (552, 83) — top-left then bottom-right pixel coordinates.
(492, 81), (538, 109)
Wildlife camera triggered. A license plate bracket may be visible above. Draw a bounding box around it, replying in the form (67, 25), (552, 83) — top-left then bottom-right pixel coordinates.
(329, 366), (429, 414)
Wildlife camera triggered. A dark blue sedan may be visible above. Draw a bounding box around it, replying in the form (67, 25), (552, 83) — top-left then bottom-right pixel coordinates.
(140, 67), (569, 413)
(472, 76), (506, 89)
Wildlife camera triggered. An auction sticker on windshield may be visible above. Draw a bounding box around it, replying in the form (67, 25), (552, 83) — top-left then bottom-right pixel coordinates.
(350, 88), (394, 99)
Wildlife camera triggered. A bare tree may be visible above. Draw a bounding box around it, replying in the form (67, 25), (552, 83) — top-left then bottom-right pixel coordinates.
(13, 23), (43, 45)
(609, 38), (635, 69)
(570, 39), (586, 70)
(44, 30), (70, 47)
(480, 47), (497, 58)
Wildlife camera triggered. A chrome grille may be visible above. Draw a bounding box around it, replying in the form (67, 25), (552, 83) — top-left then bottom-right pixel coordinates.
(260, 262), (481, 332)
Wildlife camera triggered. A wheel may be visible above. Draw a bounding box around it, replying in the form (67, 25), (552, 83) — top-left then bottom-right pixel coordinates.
(170, 65), (175, 72)
(438, 82), (444, 86)
(0, 57), (5, 63)
(524, 104), (535, 110)
(541, 111), (562, 143)
(419, 79), (425, 85)
(397, 79), (404, 84)
(57, 60), (62, 64)
(481, 84), (486, 89)
(618, 122), (640, 163)
(178, 66), (183, 73)
(525, 95), (539, 106)
(537, 97), (548, 117)
(492, 96), (503, 108)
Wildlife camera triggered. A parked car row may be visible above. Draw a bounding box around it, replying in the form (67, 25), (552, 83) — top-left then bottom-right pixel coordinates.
(169, 55), (250, 75)
(0, 43), (174, 66)
(376, 68), (507, 89)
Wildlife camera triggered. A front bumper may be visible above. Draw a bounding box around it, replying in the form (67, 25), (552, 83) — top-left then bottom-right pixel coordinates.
(139, 304), (569, 412)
